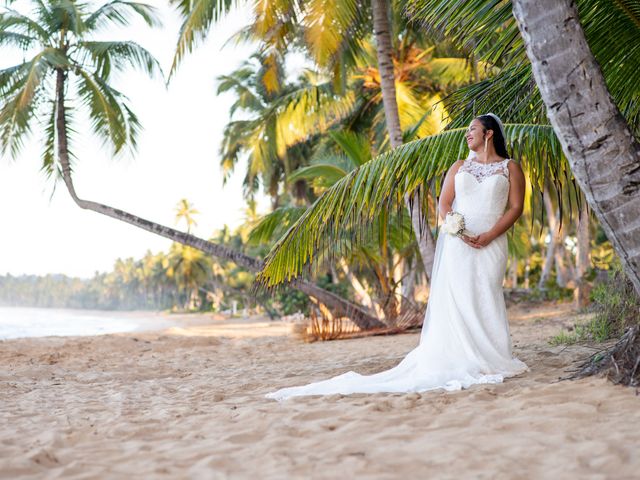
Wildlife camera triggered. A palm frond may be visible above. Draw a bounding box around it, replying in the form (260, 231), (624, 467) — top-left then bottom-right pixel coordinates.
(40, 96), (77, 181)
(255, 124), (568, 287)
(0, 8), (50, 44)
(84, 1), (162, 32)
(248, 206), (307, 245)
(288, 163), (349, 189)
(75, 69), (140, 153)
(578, 0), (640, 135)
(440, 63), (545, 128)
(273, 76), (357, 152)
(0, 63), (32, 97)
(405, 0), (523, 67)
(329, 130), (371, 167)
(77, 40), (163, 80)
(169, 0), (239, 78)
(303, 0), (358, 64)
(0, 51), (55, 156)
(41, 98), (58, 180)
(49, 0), (87, 36)
(0, 30), (38, 49)
(409, 0), (640, 136)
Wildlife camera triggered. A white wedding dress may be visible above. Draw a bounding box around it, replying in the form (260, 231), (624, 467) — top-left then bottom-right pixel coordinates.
(265, 158), (528, 401)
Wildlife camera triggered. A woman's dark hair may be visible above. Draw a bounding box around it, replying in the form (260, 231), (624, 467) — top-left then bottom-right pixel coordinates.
(476, 115), (510, 159)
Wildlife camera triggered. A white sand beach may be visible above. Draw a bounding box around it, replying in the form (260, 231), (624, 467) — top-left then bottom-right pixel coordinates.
(1, 304), (638, 479)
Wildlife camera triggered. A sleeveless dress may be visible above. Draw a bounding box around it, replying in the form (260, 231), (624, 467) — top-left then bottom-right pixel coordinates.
(265, 158), (528, 401)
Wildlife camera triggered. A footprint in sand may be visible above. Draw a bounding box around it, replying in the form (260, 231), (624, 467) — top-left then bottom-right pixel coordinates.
(225, 431), (264, 444)
(30, 449), (59, 467)
(291, 410), (334, 422)
(366, 399), (394, 412)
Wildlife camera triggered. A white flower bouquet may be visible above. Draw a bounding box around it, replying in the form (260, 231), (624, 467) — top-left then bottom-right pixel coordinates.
(441, 211), (467, 237)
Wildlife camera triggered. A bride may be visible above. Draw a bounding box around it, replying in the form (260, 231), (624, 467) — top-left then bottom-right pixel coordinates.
(265, 113), (529, 401)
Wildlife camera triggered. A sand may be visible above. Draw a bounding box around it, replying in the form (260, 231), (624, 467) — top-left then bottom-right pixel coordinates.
(1, 304), (638, 479)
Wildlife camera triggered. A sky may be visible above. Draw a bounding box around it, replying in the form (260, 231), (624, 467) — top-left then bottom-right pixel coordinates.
(0, 1), (271, 278)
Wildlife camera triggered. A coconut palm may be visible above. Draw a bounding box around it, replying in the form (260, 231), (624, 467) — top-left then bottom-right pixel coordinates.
(0, 0), (383, 329)
(164, 242), (211, 310)
(175, 198), (200, 233)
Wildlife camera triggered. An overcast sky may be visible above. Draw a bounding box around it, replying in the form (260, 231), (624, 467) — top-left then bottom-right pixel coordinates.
(0, 1), (272, 278)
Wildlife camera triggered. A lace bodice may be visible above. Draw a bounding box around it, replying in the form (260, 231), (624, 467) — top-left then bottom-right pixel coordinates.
(453, 157), (512, 232)
(458, 158), (511, 183)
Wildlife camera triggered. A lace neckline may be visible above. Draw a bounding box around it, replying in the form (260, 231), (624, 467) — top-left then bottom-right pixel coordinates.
(469, 157), (509, 166)
(458, 157), (511, 183)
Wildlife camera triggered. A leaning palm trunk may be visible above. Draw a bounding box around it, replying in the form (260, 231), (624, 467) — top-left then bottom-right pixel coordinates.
(338, 258), (386, 320)
(539, 186), (559, 288)
(371, 0), (437, 279)
(575, 200), (591, 307)
(513, 0), (640, 295)
(53, 70), (384, 331)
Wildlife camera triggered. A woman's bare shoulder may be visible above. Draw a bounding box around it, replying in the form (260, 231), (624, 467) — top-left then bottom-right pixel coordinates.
(449, 159), (466, 173)
(506, 159), (525, 183)
(506, 158), (524, 173)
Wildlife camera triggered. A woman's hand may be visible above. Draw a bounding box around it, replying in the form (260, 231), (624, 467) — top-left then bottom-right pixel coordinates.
(460, 232), (495, 249)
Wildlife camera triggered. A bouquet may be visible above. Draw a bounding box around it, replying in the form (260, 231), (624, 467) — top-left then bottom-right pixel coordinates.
(441, 211), (466, 237)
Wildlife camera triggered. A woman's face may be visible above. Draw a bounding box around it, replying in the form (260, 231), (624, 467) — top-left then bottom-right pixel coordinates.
(465, 118), (491, 152)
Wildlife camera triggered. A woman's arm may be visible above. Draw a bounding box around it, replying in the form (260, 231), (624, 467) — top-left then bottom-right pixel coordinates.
(468, 161), (525, 248)
(438, 160), (464, 220)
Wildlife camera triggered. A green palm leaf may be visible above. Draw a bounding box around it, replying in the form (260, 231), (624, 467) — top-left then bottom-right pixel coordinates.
(255, 124), (568, 287)
(0, 49), (63, 156)
(0, 8), (51, 43)
(288, 163), (349, 189)
(329, 130), (371, 166)
(409, 0), (640, 135)
(169, 0), (239, 78)
(75, 69), (140, 153)
(84, 1), (161, 32)
(248, 206), (306, 245)
(77, 40), (163, 80)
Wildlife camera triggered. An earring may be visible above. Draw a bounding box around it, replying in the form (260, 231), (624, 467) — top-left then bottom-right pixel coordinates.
(484, 137), (488, 152)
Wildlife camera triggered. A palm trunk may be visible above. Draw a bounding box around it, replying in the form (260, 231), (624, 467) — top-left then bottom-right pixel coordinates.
(392, 253), (404, 315)
(508, 256), (518, 288)
(371, 0), (437, 280)
(575, 199), (591, 307)
(400, 257), (416, 310)
(513, 0), (640, 295)
(338, 258), (386, 320)
(53, 69), (384, 330)
(539, 186), (558, 288)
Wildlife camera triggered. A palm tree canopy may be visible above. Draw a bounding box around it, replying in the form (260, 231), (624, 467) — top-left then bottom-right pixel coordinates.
(407, 0), (640, 133)
(0, 0), (163, 177)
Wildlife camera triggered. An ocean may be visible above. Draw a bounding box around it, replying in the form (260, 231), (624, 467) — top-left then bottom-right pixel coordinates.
(0, 306), (173, 340)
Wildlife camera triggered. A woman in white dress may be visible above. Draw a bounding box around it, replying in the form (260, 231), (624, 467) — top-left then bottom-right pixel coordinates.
(265, 113), (528, 401)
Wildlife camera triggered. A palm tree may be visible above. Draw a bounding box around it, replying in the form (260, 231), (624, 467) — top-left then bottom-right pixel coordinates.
(164, 242), (211, 310)
(511, 0), (640, 294)
(175, 198), (200, 233)
(0, 0), (383, 329)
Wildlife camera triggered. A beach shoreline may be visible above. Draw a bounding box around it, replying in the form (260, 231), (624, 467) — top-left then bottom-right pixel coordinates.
(1, 302), (638, 479)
